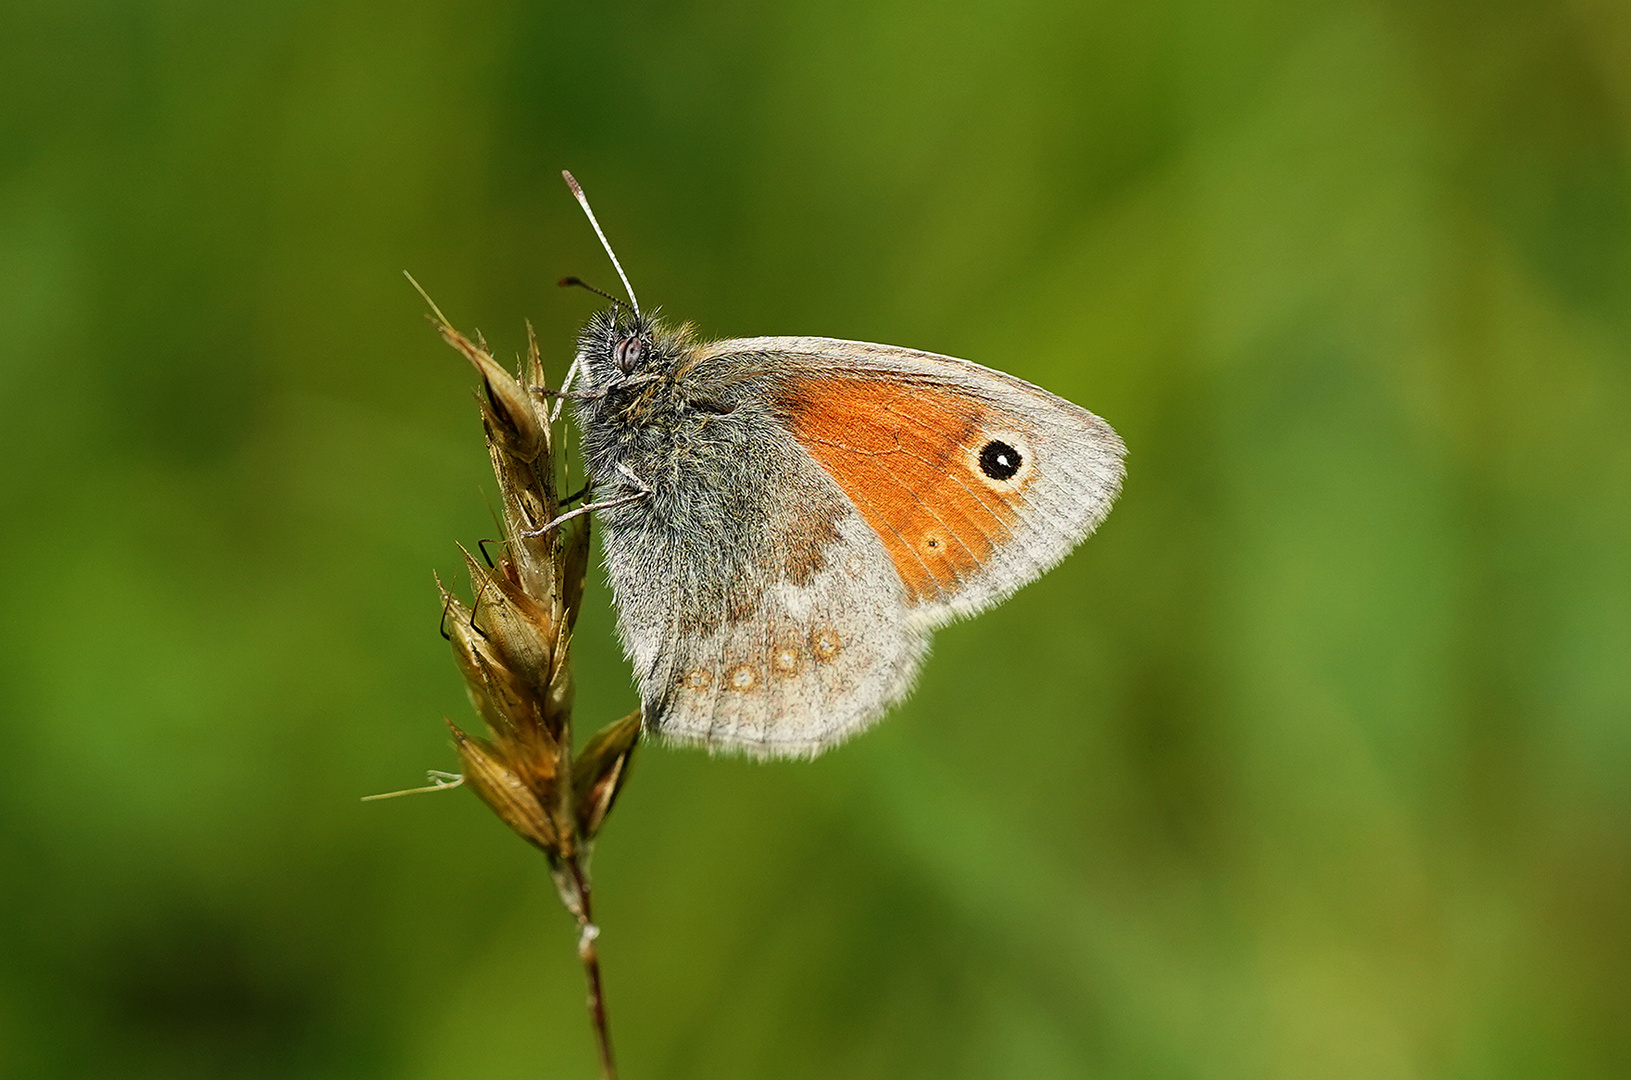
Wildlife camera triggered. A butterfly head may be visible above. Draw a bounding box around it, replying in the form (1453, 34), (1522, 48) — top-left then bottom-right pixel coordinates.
(575, 306), (691, 393)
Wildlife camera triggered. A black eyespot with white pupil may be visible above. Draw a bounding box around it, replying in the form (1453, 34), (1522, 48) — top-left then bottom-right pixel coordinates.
(979, 440), (1022, 481)
(614, 336), (642, 373)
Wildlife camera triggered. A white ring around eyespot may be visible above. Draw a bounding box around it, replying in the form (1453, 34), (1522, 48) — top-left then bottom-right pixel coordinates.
(968, 429), (1035, 492)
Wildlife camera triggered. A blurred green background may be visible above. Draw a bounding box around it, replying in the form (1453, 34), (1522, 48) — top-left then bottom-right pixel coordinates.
(2, 1), (1628, 1077)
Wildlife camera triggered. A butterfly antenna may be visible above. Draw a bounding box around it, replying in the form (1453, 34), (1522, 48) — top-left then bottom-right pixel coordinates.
(558, 276), (630, 312)
(561, 170), (640, 317)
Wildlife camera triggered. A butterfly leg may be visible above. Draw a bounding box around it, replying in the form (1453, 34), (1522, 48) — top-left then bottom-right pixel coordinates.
(519, 463), (652, 539)
(530, 384), (604, 403)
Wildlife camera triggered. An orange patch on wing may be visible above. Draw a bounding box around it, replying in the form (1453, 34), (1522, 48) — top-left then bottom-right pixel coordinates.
(781, 376), (1023, 604)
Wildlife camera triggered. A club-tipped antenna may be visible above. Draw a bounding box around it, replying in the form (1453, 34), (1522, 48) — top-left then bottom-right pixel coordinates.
(562, 170), (640, 317)
(558, 276), (630, 311)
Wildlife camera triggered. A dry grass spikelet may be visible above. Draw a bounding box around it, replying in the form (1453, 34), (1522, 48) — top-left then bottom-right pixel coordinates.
(380, 278), (638, 1079)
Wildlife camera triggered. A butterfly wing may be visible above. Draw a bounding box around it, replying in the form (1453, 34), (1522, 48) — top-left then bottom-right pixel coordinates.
(598, 335), (1122, 759)
(711, 336), (1126, 629)
(596, 409), (930, 758)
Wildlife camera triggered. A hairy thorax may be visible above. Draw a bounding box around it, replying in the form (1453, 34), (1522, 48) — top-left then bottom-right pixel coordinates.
(575, 351), (848, 642)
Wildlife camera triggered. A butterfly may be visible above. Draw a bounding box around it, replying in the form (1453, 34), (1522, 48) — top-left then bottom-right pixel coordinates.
(549, 173), (1125, 758)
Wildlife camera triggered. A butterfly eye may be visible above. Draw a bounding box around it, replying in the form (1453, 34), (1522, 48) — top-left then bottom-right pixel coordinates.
(614, 336), (643, 373)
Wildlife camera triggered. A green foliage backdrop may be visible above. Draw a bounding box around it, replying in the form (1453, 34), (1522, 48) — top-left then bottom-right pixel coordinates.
(2, 1), (1628, 1077)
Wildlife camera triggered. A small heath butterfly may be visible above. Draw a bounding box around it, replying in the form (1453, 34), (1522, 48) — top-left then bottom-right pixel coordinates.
(550, 173), (1125, 758)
